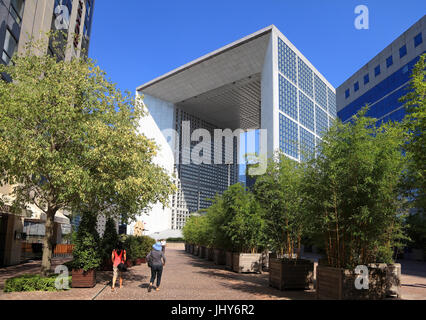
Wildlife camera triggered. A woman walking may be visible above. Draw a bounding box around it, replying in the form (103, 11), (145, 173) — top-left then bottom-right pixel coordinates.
(111, 243), (126, 291)
(146, 241), (166, 292)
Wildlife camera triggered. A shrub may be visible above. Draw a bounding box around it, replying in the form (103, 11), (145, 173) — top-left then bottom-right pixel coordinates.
(101, 217), (119, 262)
(4, 274), (72, 293)
(69, 212), (102, 272)
(166, 237), (184, 242)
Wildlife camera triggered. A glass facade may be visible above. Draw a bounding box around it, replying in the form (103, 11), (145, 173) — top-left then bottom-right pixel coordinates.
(277, 36), (336, 162)
(338, 55), (423, 124)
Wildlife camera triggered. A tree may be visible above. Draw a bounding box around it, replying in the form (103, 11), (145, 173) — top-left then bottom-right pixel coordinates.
(69, 212), (101, 272)
(401, 53), (426, 212)
(100, 218), (119, 263)
(253, 152), (305, 259)
(0, 37), (175, 276)
(204, 194), (232, 250)
(221, 183), (264, 253)
(304, 109), (407, 269)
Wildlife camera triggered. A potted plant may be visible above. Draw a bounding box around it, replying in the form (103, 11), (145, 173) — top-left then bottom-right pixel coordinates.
(136, 235), (155, 264)
(70, 212), (102, 288)
(304, 111), (406, 299)
(222, 184), (264, 273)
(254, 154), (313, 290)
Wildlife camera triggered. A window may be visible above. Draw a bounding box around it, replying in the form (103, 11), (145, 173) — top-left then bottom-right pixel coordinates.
(364, 73), (370, 85)
(345, 89), (350, 99)
(399, 45), (407, 58)
(9, 0), (25, 24)
(354, 81), (359, 92)
(374, 65), (381, 77)
(1, 29), (18, 65)
(414, 33), (423, 47)
(386, 55), (393, 68)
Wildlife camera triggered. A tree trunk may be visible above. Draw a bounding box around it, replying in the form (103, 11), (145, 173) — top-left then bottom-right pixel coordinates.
(41, 208), (57, 277)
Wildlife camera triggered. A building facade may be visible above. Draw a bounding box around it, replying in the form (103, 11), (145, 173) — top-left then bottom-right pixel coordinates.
(133, 25), (336, 235)
(337, 15), (425, 124)
(0, 0), (95, 267)
(1, 0), (94, 66)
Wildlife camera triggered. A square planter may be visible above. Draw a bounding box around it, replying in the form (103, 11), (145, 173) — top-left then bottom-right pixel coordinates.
(185, 244), (189, 252)
(316, 264), (401, 300)
(269, 258), (313, 290)
(213, 249), (226, 265)
(200, 246), (208, 259)
(207, 248), (214, 261)
(126, 260), (133, 268)
(232, 253), (262, 273)
(193, 245), (199, 256)
(225, 251), (234, 270)
(71, 269), (96, 288)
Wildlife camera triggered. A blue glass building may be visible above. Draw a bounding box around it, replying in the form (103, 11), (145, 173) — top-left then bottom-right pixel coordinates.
(337, 15), (425, 124)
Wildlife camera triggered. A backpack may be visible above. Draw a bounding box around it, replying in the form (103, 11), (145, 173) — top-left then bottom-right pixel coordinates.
(147, 250), (153, 268)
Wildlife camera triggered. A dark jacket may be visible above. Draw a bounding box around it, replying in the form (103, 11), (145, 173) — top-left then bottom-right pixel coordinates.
(146, 249), (166, 266)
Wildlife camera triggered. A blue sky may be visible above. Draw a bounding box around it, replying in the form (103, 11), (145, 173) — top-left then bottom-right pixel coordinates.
(89, 0), (425, 92)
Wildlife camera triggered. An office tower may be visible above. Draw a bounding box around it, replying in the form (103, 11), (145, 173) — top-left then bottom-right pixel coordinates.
(337, 15), (425, 124)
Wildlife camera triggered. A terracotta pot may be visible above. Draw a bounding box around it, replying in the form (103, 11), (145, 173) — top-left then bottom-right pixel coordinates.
(71, 269), (96, 288)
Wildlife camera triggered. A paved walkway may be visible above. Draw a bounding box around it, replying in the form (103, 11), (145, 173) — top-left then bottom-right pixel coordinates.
(0, 244), (424, 300)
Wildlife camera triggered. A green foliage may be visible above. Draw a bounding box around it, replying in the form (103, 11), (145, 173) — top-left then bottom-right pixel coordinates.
(253, 153), (305, 258)
(0, 35), (175, 274)
(303, 108), (408, 269)
(100, 217), (119, 262)
(205, 194), (233, 250)
(405, 212), (426, 250)
(221, 184), (264, 253)
(4, 274), (71, 293)
(123, 235), (155, 260)
(401, 54), (426, 212)
(165, 237), (184, 242)
(69, 212), (102, 271)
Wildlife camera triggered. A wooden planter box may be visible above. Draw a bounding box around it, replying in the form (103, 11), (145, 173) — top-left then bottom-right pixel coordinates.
(207, 248), (214, 261)
(126, 260), (133, 268)
(213, 249), (226, 265)
(101, 259), (113, 271)
(189, 244), (194, 254)
(71, 269), (96, 288)
(193, 245), (199, 256)
(135, 258), (146, 265)
(225, 251), (234, 270)
(200, 246), (207, 259)
(185, 244), (189, 252)
(269, 258), (313, 290)
(232, 253), (262, 273)
(316, 264), (401, 300)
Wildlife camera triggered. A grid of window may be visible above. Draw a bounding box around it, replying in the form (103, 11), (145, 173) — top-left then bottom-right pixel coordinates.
(300, 127), (315, 162)
(9, 0), (25, 24)
(299, 92), (314, 131)
(314, 74), (327, 110)
(278, 37), (297, 84)
(327, 88), (337, 118)
(399, 45), (407, 58)
(297, 57), (313, 98)
(279, 75), (298, 121)
(279, 114), (299, 159)
(414, 33), (423, 47)
(315, 105), (328, 137)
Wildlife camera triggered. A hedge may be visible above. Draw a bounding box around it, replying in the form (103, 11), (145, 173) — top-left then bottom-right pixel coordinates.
(4, 274), (72, 293)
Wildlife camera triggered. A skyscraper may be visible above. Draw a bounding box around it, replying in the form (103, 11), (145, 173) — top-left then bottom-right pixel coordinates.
(1, 0), (95, 66)
(337, 15), (425, 124)
(134, 25), (336, 235)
